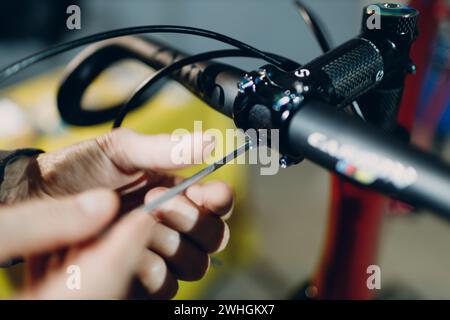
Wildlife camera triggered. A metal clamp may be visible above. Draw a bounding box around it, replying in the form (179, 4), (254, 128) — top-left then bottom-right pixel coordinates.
(235, 65), (305, 167)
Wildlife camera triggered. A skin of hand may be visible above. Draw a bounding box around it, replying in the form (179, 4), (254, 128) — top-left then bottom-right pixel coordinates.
(2, 128), (234, 299)
(0, 189), (154, 299)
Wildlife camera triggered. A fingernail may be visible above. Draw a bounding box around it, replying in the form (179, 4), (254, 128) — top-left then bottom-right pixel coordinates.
(76, 190), (116, 216)
(181, 203), (200, 222)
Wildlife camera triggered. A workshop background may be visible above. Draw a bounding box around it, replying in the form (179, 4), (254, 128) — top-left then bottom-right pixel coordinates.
(0, 0), (449, 299)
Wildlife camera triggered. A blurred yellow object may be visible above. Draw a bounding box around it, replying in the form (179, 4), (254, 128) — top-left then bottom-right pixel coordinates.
(0, 272), (12, 299)
(0, 99), (35, 149)
(0, 63), (259, 299)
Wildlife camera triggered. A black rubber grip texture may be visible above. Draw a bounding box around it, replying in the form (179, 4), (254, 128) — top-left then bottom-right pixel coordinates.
(395, 16), (418, 36)
(304, 38), (384, 106)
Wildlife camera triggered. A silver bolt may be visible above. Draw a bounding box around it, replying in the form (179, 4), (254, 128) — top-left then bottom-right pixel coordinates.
(280, 157), (288, 169)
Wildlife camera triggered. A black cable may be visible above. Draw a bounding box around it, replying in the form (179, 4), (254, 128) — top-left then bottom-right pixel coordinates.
(0, 25), (288, 83)
(294, 0), (332, 53)
(112, 49), (301, 128)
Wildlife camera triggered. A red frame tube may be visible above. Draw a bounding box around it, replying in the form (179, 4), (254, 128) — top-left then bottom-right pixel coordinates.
(311, 0), (442, 299)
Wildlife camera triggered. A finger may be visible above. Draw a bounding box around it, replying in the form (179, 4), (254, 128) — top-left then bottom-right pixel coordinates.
(24, 208), (157, 299)
(26, 250), (66, 287)
(26, 254), (51, 288)
(0, 189), (119, 262)
(148, 223), (210, 281)
(96, 128), (216, 173)
(146, 188), (230, 253)
(83, 209), (156, 280)
(185, 181), (234, 218)
(136, 250), (178, 299)
(116, 173), (182, 215)
(46, 250), (67, 276)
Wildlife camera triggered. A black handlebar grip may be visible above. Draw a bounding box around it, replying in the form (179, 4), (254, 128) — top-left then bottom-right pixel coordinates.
(301, 37), (384, 108)
(297, 3), (419, 111)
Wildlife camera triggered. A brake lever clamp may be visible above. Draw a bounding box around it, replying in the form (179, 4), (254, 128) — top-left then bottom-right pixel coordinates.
(234, 64), (307, 167)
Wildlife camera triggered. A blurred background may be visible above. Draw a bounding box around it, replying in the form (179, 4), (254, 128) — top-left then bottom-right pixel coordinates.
(0, 0), (449, 299)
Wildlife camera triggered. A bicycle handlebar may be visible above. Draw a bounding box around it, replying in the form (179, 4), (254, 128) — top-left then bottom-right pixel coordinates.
(203, 62), (450, 216)
(56, 3), (450, 217)
(57, 36), (247, 125)
(287, 99), (450, 216)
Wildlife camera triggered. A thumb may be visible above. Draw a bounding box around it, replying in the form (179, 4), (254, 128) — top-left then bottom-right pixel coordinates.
(24, 208), (156, 299)
(0, 189), (119, 262)
(96, 128), (216, 173)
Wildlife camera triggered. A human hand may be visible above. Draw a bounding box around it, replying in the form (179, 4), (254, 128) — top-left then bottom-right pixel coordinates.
(8, 128), (233, 299)
(0, 189), (156, 299)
